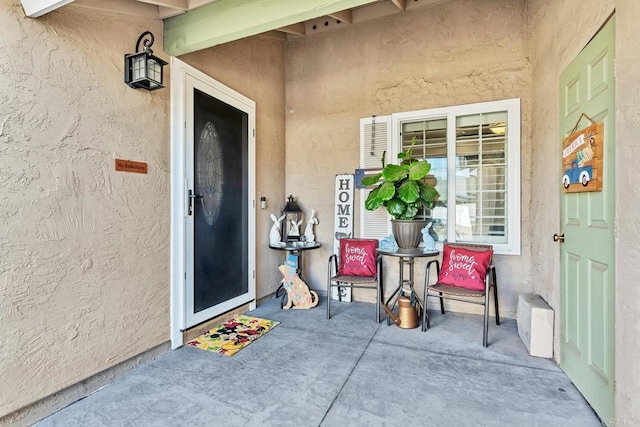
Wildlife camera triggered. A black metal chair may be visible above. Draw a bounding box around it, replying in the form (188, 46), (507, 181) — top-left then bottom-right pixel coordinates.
(423, 243), (500, 347)
(327, 239), (383, 323)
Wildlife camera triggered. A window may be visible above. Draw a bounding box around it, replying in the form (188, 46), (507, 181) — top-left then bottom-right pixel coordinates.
(360, 99), (520, 255)
(393, 99), (520, 255)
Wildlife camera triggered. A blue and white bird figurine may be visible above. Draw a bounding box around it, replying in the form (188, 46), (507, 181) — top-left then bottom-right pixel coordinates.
(380, 235), (399, 250)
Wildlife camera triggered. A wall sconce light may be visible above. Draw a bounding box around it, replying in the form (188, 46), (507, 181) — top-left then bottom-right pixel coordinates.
(124, 31), (167, 91)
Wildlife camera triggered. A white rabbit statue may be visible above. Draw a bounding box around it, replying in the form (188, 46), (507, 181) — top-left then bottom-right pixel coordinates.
(289, 218), (302, 237)
(270, 214), (285, 245)
(421, 222), (436, 251)
(304, 209), (319, 243)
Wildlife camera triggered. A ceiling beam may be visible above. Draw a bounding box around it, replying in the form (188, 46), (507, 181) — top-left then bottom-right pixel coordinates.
(20, 0), (74, 17)
(328, 9), (352, 23)
(261, 30), (288, 41)
(277, 23), (306, 36)
(136, 0), (188, 10)
(70, 0), (160, 18)
(187, 0), (219, 9)
(164, 0), (378, 57)
(159, 6), (186, 18)
(391, 0), (405, 11)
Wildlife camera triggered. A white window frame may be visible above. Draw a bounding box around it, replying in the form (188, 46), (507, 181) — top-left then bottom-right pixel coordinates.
(391, 98), (521, 255)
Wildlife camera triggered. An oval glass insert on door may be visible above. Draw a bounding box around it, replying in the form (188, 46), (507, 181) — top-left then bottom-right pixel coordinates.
(196, 121), (224, 226)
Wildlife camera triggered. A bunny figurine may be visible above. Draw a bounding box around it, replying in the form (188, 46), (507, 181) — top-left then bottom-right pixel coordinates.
(289, 218), (302, 237)
(304, 209), (319, 243)
(270, 214), (285, 245)
(421, 222), (436, 251)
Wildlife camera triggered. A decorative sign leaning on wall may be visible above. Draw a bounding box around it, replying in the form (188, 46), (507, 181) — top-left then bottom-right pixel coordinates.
(561, 115), (603, 193)
(333, 174), (354, 302)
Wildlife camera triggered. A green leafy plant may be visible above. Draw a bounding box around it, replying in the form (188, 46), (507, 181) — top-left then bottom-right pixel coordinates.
(361, 137), (439, 220)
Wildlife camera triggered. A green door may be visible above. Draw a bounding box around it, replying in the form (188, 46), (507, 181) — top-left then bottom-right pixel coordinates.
(559, 16), (615, 421)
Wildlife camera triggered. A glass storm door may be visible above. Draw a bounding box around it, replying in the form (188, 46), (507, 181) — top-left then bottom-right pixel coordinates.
(184, 74), (255, 328)
(559, 16), (615, 421)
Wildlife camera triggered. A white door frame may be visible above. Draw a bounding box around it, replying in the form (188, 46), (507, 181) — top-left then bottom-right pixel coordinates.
(170, 57), (256, 349)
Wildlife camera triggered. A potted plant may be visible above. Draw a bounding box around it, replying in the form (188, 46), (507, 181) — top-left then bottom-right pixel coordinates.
(361, 137), (439, 249)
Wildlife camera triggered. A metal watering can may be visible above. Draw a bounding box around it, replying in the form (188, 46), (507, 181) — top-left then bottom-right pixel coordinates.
(382, 295), (419, 329)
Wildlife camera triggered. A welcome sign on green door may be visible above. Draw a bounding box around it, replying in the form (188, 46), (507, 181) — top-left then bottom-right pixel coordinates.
(561, 121), (604, 193)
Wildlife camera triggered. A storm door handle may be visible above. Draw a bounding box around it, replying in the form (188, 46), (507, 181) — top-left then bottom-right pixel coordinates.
(188, 189), (203, 216)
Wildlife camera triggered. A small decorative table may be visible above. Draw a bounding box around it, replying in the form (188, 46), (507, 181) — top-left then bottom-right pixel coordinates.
(377, 247), (440, 326)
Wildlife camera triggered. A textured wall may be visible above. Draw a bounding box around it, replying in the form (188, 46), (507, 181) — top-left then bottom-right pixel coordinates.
(614, 0), (640, 421)
(0, 0), (170, 417)
(527, 0), (614, 359)
(285, 0), (531, 316)
(181, 36), (287, 298)
(0, 1), (287, 417)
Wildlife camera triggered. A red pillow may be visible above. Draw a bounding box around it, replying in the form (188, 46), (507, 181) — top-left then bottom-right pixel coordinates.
(437, 245), (493, 291)
(338, 239), (378, 277)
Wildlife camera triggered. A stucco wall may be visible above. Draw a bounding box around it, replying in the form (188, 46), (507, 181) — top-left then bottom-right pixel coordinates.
(527, 0), (614, 358)
(181, 36), (287, 300)
(284, 0), (531, 317)
(0, 0), (170, 417)
(0, 1), (287, 417)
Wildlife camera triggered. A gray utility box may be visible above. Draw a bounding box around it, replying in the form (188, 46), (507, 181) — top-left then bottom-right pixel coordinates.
(517, 294), (554, 358)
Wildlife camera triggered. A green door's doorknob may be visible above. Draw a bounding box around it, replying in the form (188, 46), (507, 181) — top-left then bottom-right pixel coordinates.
(553, 233), (565, 242)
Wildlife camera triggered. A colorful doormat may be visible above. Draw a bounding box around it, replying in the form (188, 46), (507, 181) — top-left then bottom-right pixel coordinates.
(186, 315), (279, 356)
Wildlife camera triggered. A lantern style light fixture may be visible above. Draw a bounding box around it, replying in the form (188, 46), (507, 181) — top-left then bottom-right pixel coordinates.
(281, 195), (303, 242)
(124, 31), (168, 91)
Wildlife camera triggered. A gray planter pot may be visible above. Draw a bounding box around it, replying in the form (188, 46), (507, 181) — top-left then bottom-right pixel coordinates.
(391, 219), (428, 249)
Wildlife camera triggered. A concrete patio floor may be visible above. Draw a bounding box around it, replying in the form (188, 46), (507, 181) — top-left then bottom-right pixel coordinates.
(37, 296), (600, 426)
